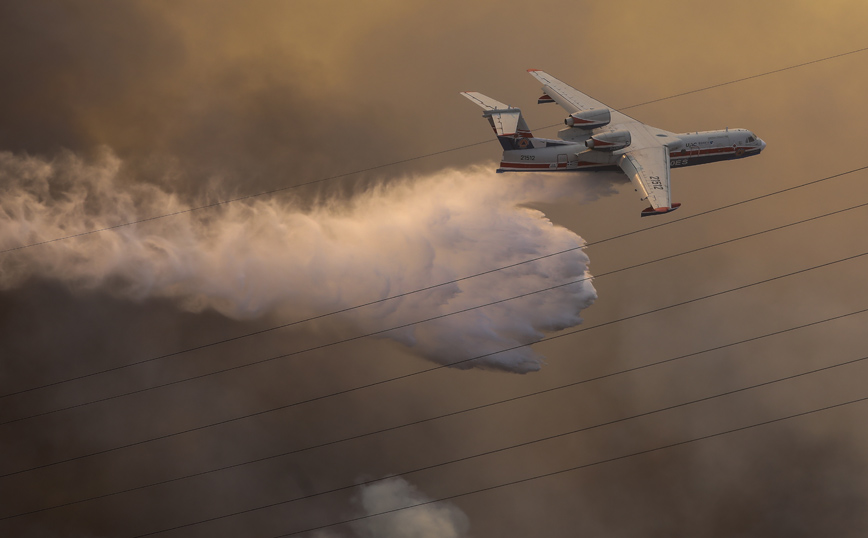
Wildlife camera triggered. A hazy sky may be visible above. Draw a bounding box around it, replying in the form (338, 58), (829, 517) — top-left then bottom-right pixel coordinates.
(2, 1), (868, 536)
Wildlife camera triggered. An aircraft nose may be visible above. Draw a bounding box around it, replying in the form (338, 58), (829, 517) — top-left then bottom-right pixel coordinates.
(759, 139), (767, 151)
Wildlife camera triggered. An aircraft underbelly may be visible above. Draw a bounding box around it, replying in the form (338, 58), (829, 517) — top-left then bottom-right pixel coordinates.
(499, 145), (618, 172)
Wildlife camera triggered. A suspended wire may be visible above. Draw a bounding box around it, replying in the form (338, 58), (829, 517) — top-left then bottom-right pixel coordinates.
(2, 45), (866, 258)
(4, 245), (867, 480)
(270, 394), (868, 538)
(6, 303), (868, 521)
(4, 163), (866, 402)
(0, 138), (489, 256)
(4, 45), (868, 528)
(2, 43), (867, 537)
(4, 193), (868, 427)
(618, 45), (868, 110)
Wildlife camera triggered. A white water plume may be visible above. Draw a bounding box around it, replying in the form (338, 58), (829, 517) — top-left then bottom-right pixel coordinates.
(0, 149), (605, 373)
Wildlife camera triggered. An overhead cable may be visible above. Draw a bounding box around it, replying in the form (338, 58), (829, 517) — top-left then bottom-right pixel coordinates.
(2, 46), (866, 257)
(4, 193), (868, 425)
(5, 306), (868, 521)
(4, 163), (866, 401)
(3, 246), (867, 479)
(269, 394), (868, 538)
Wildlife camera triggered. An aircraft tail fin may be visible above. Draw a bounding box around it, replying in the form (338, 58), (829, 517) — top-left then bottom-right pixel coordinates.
(460, 92), (535, 150)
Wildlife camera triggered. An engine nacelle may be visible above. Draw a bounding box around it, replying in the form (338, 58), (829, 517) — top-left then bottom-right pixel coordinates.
(585, 130), (632, 151)
(564, 108), (611, 129)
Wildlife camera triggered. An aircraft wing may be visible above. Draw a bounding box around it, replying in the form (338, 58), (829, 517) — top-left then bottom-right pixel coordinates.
(618, 146), (680, 217)
(528, 70), (680, 216)
(527, 69), (636, 125)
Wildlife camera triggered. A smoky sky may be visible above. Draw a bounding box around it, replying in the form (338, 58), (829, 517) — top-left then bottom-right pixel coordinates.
(2, 1), (868, 537)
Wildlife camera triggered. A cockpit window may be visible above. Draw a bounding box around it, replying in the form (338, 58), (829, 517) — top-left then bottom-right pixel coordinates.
(747, 136), (755, 143)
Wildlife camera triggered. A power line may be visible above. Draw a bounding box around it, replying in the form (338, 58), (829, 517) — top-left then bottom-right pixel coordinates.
(3, 46), (867, 523)
(271, 394), (868, 538)
(6, 303), (868, 521)
(2, 43), (866, 537)
(3, 246), (867, 480)
(504, 45), (868, 132)
(145, 358), (868, 536)
(617, 45), (868, 110)
(2, 45), (865, 258)
(4, 193), (868, 427)
(0, 138), (490, 256)
(4, 163), (865, 402)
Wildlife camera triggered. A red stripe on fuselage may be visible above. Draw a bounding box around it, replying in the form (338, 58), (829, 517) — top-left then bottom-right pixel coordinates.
(500, 162), (552, 169)
(669, 146), (759, 158)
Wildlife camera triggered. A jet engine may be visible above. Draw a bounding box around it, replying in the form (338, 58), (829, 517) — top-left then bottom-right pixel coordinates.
(564, 108), (611, 129)
(584, 130), (631, 151)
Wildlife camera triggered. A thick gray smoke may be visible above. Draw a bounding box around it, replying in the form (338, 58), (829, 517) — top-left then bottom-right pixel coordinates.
(0, 149), (598, 373)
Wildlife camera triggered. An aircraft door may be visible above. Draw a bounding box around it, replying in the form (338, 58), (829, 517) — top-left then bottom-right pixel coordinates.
(557, 154), (568, 168)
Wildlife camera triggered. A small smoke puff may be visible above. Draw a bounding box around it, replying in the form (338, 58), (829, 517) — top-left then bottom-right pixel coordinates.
(0, 149), (597, 373)
(352, 477), (470, 538)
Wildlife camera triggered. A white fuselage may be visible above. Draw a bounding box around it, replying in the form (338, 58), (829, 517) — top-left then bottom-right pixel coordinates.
(497, 128), (766, 173)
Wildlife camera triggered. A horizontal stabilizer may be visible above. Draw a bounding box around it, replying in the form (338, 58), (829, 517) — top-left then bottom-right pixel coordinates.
(460, 91), (510, 111)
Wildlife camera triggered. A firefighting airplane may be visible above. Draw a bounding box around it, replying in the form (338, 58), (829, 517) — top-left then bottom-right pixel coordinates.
(461, 70), (766, 216)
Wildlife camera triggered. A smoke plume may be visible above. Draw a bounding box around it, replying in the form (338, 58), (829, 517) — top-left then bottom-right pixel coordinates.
(312, 477), (470, 538)
(351, 477), (470, 538)
(0, 149), (600, 373)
